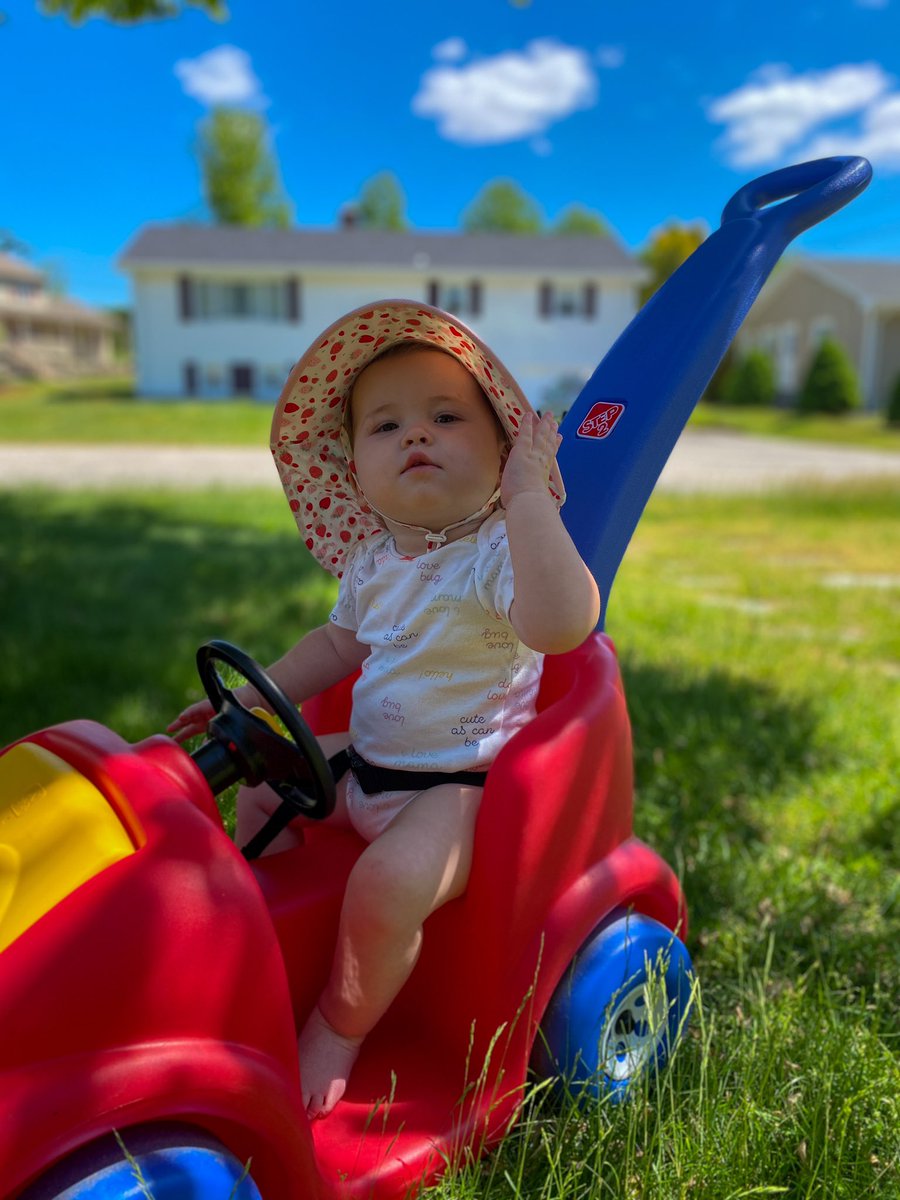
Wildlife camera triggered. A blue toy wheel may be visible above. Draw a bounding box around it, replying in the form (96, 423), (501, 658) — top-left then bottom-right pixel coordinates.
(20, 1124), (263, 1200)
(533, 912), (694, 1102)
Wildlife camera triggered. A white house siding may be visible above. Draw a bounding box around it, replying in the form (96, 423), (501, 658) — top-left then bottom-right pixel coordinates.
(132, 268), (301, 397)
(130, 265), (640, 410)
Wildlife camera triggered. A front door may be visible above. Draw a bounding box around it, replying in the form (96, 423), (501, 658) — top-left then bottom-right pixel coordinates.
(231, 363), (254, 396)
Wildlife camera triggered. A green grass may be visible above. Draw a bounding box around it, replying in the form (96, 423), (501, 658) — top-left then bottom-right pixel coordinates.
(3, 378), (900, 453)
(690, 400), (900, 452)
(1, 481), (897, 1198)
(0, 377), (273, 444)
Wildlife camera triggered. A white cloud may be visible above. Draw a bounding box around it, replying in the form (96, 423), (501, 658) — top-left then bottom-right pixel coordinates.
(596, 45), (625, 70)
(412, 39), (597, 145)
(433, 37), (468, 63)
(174, 45), (266, 107)
(708, 63), (892, 167)
(802, 92), (900, 169)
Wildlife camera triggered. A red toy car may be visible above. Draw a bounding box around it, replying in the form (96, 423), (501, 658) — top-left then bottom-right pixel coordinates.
(0, 637), (691, 1200)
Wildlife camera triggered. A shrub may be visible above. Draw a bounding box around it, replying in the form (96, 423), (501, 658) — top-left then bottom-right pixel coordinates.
(886, 373), (900, 426)
(723, 349), (776, 407)
(798, 337), (861, 414)
(702, 347), (735, 403)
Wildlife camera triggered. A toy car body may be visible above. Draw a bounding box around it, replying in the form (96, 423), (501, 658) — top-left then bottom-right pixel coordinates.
(0, 633), (687, 1199)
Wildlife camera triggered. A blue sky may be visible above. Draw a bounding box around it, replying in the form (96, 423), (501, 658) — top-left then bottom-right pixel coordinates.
(4, 0), (900, 307)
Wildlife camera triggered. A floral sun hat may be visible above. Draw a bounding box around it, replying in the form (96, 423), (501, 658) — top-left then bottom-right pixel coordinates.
(271, 299), (565, 577)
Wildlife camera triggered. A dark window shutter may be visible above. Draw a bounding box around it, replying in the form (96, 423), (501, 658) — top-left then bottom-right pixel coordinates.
(470, 280), (482, 316)
(427, 279), (439, 307)
(178, 276), (193, 321)
(184, 361), (198, 395)
(538, 281), (553, 318)
(584, 282), (598, 317)
(286, 277), (301, 322)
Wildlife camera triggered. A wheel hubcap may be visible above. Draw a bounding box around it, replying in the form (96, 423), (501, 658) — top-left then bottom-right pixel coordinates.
(599, 982), (669, 1081)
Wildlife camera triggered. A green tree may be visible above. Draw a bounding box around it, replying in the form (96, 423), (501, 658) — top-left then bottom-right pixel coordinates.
(798, 337), (861, 414)
(356, 172), (408, 231)
(198, 107), (293, 228)
(553, 204), (608, 237)
(0, 231), (30, 256)
(638, 220), (707, 305)
(886, 373), (900, 427)
(462, 180), (544, 234)
(724, 349), (776, 407)
(38, 0), (224, 21)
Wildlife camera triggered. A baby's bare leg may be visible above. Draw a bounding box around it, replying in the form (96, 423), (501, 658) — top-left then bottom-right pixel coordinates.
(299, 781), (482, 1118)
(235, 730), (352, 852)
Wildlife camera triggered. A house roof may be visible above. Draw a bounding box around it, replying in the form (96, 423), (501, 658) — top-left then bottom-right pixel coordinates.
(119, 222), (643, 277)
(0, 292), (119, 329)
(783, 256), (900, 309)
(0, 252), (45, 285)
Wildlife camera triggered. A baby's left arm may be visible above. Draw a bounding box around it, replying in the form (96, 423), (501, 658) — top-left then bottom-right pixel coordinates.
(502, 413), (601, 654)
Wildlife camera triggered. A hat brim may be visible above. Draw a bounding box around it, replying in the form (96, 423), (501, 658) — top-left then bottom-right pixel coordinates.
(271, 299), (564, 576)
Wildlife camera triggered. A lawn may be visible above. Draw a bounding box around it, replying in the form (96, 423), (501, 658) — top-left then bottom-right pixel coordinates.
(0, 481), (897, 1198)
(690, 400), (900, 452)
(3, 377), (900, 454)
(0, 377), (273, 444)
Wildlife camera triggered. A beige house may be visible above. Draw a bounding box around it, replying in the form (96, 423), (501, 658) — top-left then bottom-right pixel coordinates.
(0, 253), (120, 382)
(737, 257), (900, 412)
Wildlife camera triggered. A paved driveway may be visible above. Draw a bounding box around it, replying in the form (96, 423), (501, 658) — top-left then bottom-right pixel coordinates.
(0, 430), (898, 493)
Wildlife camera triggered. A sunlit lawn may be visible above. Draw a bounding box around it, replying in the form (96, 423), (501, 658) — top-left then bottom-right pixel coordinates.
(0, 377), (273, 444)
(0, 480), (897, 1198)
(690, 399), (900, 452)
(3, 377), (900, 454)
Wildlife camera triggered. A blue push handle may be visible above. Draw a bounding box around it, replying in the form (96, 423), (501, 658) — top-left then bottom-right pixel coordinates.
(720, 155), (871, 240)
(557, 156), (872, 628)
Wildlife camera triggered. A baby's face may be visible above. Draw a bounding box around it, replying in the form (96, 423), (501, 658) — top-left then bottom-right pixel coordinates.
(349, 348), (507, 546)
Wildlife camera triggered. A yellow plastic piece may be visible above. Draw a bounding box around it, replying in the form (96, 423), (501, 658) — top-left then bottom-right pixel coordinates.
(0, 742), (135, 953)
(250, 705), (283, 735)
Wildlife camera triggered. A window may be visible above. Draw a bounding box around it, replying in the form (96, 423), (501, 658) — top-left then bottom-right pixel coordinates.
(427, 280), (482, 317)
(775, 324), (799, 392)
(179, 277), (301, 322)
(538, 282), (598, 319)
(810, 317), (836, 347)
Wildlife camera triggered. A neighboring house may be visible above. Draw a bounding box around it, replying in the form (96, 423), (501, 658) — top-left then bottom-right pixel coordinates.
(118, 223), (646, 410)
(737, 256), (900, 411)
(0, 253), (120, 381)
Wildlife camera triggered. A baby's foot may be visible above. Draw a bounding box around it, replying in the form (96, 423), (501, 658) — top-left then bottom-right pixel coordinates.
(298, 1004), (364, 1119)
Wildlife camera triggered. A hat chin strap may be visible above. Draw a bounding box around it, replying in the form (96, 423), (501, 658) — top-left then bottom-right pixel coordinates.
(357, 485), (502, 553)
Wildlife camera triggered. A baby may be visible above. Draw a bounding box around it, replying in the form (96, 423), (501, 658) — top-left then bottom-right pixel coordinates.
(169, 301), (600, 1119)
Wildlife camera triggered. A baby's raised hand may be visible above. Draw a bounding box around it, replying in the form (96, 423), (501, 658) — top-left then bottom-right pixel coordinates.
(500, 412), (562, 509)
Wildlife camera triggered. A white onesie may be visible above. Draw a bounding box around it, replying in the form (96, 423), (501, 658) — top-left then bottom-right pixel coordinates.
(329, 510), (544, 834)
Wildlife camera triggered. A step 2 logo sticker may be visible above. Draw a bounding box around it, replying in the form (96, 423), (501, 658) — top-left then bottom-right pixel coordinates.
(576, 401), (626, 440)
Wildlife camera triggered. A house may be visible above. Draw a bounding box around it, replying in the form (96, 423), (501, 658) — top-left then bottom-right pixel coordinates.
(737, 256), (900, 411)
(0, 253), (120, 381)
(118, 223), (646, 411)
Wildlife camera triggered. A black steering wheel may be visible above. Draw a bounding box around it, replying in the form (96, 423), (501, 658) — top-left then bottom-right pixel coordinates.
(190, 641), (335, 845)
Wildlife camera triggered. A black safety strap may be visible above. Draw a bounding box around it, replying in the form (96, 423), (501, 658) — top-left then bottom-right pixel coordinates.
(240, 745), (487, 859)
(342, 744), (488, 795)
